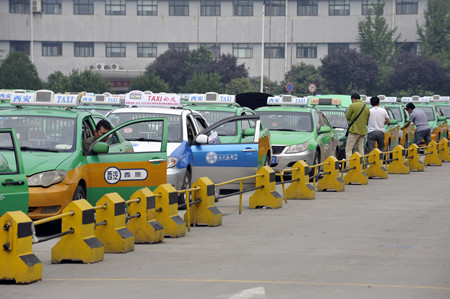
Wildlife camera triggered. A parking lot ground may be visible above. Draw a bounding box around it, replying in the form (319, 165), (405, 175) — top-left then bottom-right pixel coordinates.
(2, 163), (450, 298)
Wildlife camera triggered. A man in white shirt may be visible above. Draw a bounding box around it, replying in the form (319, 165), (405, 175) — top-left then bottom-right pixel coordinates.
(366, 96), (390, 153)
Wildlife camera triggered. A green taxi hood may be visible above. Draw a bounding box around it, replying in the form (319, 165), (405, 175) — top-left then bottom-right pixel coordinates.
(269, 130), (313, 145)
(22, 152), (74, 176)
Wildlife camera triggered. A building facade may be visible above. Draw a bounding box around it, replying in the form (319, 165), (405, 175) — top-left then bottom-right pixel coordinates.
(0, 0), (426, 91)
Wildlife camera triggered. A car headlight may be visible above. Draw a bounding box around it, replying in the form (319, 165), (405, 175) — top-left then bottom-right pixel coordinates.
(167, 156), (179, 168)
(285, 142), (309, 154)
(27, 170), (67, 187)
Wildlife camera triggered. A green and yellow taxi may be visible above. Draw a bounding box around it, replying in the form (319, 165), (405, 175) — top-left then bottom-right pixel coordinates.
(428, 95), (450, 139)
(403, 96), (448, 144)
(76, 92), (124, 116)
(0, 128), (29, 216)
(0, 89), (168, 219)
(255, 95), (339, 173)
(308, 97), (347, 159)
(185, 92), (272, 166)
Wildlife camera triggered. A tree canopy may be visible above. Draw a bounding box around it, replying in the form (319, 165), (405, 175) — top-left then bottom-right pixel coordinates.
(0, 52), (42, 90)
(128, 71), (169, 93)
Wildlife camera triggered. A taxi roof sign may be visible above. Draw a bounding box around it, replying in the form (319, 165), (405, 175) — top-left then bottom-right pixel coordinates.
(309, 97), (341, 106)
(401, 97), (413, 102)
(381, 96), (398, 102)
(125, 91), (181, 107)
(0, 91), (13, 101)
(11, 90), (80, 107)
(188, 92), (236, 104)
(267, 95), (308, 106)
(418, 96), (432, 102)
(80, 94), (121, 105)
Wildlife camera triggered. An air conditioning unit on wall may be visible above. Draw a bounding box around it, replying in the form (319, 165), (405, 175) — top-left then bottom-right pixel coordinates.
(111, 63), (121, 70)
(95, 63), (105, 70)
(32, 0), (42, 13)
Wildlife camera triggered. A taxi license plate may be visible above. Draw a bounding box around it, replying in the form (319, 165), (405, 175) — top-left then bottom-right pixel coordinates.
(271, 156), (276, 165)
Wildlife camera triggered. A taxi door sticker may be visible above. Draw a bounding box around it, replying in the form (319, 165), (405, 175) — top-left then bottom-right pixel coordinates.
(104, 167), (148, 184)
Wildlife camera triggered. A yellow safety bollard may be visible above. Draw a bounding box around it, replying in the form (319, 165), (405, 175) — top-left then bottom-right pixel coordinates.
(126, 188), (164, 244)
(388, 145), (411, 174)
(52, 199), (104, 264)
(285, 161), (315, 199)
(95, 193), (135, 253)
(424, 141), (442, 166)
(406, 144), (424, 172)
(155, 184), (186, 238)
(437, 138), (450, 162)
(365, 148), (388, 179)
(0, 211), (42, 284)
(184, 177), (222, 227)
(249, 166), (283, 209)
(344, 152), (368, 185)
(317, 156), (345, 192)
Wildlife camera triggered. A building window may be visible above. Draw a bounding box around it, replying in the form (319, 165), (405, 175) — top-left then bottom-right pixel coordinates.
(138, 42), (157, 57)
(396, 0), (417, 14)
(42, 0), (62, 14)
(201, 43), (220, 59)
(264, 43), (285, 58)
(297, 0), (318, 16)
(233, 0), (253, 16)
(9, 0), (29, 13)
(296, 43), (317, 58)
(328, 43), (349, 56)
(169, 0), (189, 16)
(233, 43), (253, 58)
(106, 42), (126, 57)
(201, 0), (220, 16)
(137, 0), (157, 16)
(42, 42), (63, 57)
(362, 0), (383, 15)
(10, 41), (30, 55)
(74, 42), (94, 57)
(265, 0), (285, 16)
(168, 43), (189, 51)
(74, 0), (93, 15)
(329, 0), (350, 15)
(106, 0), (126, 15)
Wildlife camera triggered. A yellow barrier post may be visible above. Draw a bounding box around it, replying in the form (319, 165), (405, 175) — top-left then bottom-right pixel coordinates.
(184, 177), (222, 227)
(155, 184), (186, 238)
(388, 145), (411, 174)
(437, 138), (450, 162)
(406, 144), (424, 172)
(95, 193), (135, 253)
(344, 152), (368, 185)
(424, 141), (442, 166)
(317, 156), (345, 192)
(249, 166), (283, 209)
(126, 188), (164, 244)
(52, 199), (104, 264)
(365, 149), (388, 178)
(285, 161), (315, 199)
(0, 211), (42, 284)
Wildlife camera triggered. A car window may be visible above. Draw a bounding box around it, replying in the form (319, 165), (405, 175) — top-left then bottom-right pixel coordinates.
(256, 111), (313, 132)
(193, 115), (208, 131)
(385, 107), (395, 120)
(435, 106), (444, 118)
(439, 105), (450, 118)
(0, 132), (18, 173)
(419, 106), (435, 121)
(320, 109), (348, 129)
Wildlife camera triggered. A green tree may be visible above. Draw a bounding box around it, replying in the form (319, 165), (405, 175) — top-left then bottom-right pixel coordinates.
(185, 47), (213, 77)
(0, 52), (42, 90)
(208, 54), (248, 85)
(181, 72), (224, 93)
(129, 71), (170, 92)
(66, 69), (111, 93)
(225, 77), (257, 94)
(45, 71), (71, 93)
(282, 63), (329, 96)
(248, 77), (284, 95)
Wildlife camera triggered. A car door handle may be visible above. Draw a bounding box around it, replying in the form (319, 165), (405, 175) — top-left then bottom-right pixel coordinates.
(148, 159), (166, 163)
(242, 148), (257, 152)
(2, 180), (25, 186)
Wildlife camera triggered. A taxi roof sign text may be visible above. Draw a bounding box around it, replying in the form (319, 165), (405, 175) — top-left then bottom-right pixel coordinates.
(11, 90), (79, 107)
(80, 94), (122, 105)
(125, 91), (181, 107)
(267, 95), (308, 106)
(188, 92), (236, 104)
(310, 97), (341, 106)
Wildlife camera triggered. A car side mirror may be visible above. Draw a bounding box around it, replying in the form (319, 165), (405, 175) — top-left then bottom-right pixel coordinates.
(390, 119), (398, 125)
(92, 142), (109, 154)
(195, 134), (208, 144)
(319, 126), (332, 134)
(438, 116), (447, 121)
(243, 128), (256, 136)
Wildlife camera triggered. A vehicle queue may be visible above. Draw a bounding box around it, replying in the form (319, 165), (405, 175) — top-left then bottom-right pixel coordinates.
(0, 89), (449, 218)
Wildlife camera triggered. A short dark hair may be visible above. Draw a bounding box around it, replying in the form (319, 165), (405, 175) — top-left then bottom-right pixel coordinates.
(96, 119), (113, 131)
(406, 103), (415, 110)
(370, 96), (380, 106)
(351, 94), (360, 100)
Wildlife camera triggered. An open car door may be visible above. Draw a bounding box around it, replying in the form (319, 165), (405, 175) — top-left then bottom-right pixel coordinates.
(0, 128), (29, 216)
(190, 115), (261, 191)
(85, 118), (168, 205)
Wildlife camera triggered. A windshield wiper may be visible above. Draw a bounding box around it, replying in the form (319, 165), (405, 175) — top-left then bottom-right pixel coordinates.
(269, 129), (299, 132)
(126, 137), (161, 142)
(0, 146), (14, 151)
(20, 146), (59, 152)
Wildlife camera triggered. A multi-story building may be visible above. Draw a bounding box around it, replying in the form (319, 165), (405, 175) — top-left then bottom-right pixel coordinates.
(0, 0), (426, 91)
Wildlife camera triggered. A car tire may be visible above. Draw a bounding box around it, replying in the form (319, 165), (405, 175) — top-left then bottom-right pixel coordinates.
(178, 169), (191, 207)
(72, 185), (86, 201)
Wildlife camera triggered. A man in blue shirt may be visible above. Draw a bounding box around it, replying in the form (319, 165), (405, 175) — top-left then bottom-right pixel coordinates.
(401, 103), (431, 146)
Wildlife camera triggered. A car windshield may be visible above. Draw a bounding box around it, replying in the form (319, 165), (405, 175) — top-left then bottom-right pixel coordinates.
(77, 107), (112, 116)
(108, 112), (183, 142)
(193, 110), (236, 136)
(256, 111), (313, 132)
(386, 106), (402, 120)
(319, 110), (348, 129)
(0, 116), (76, 152)
(438, 105), (450, 118)
(417, 106), (435, 121)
